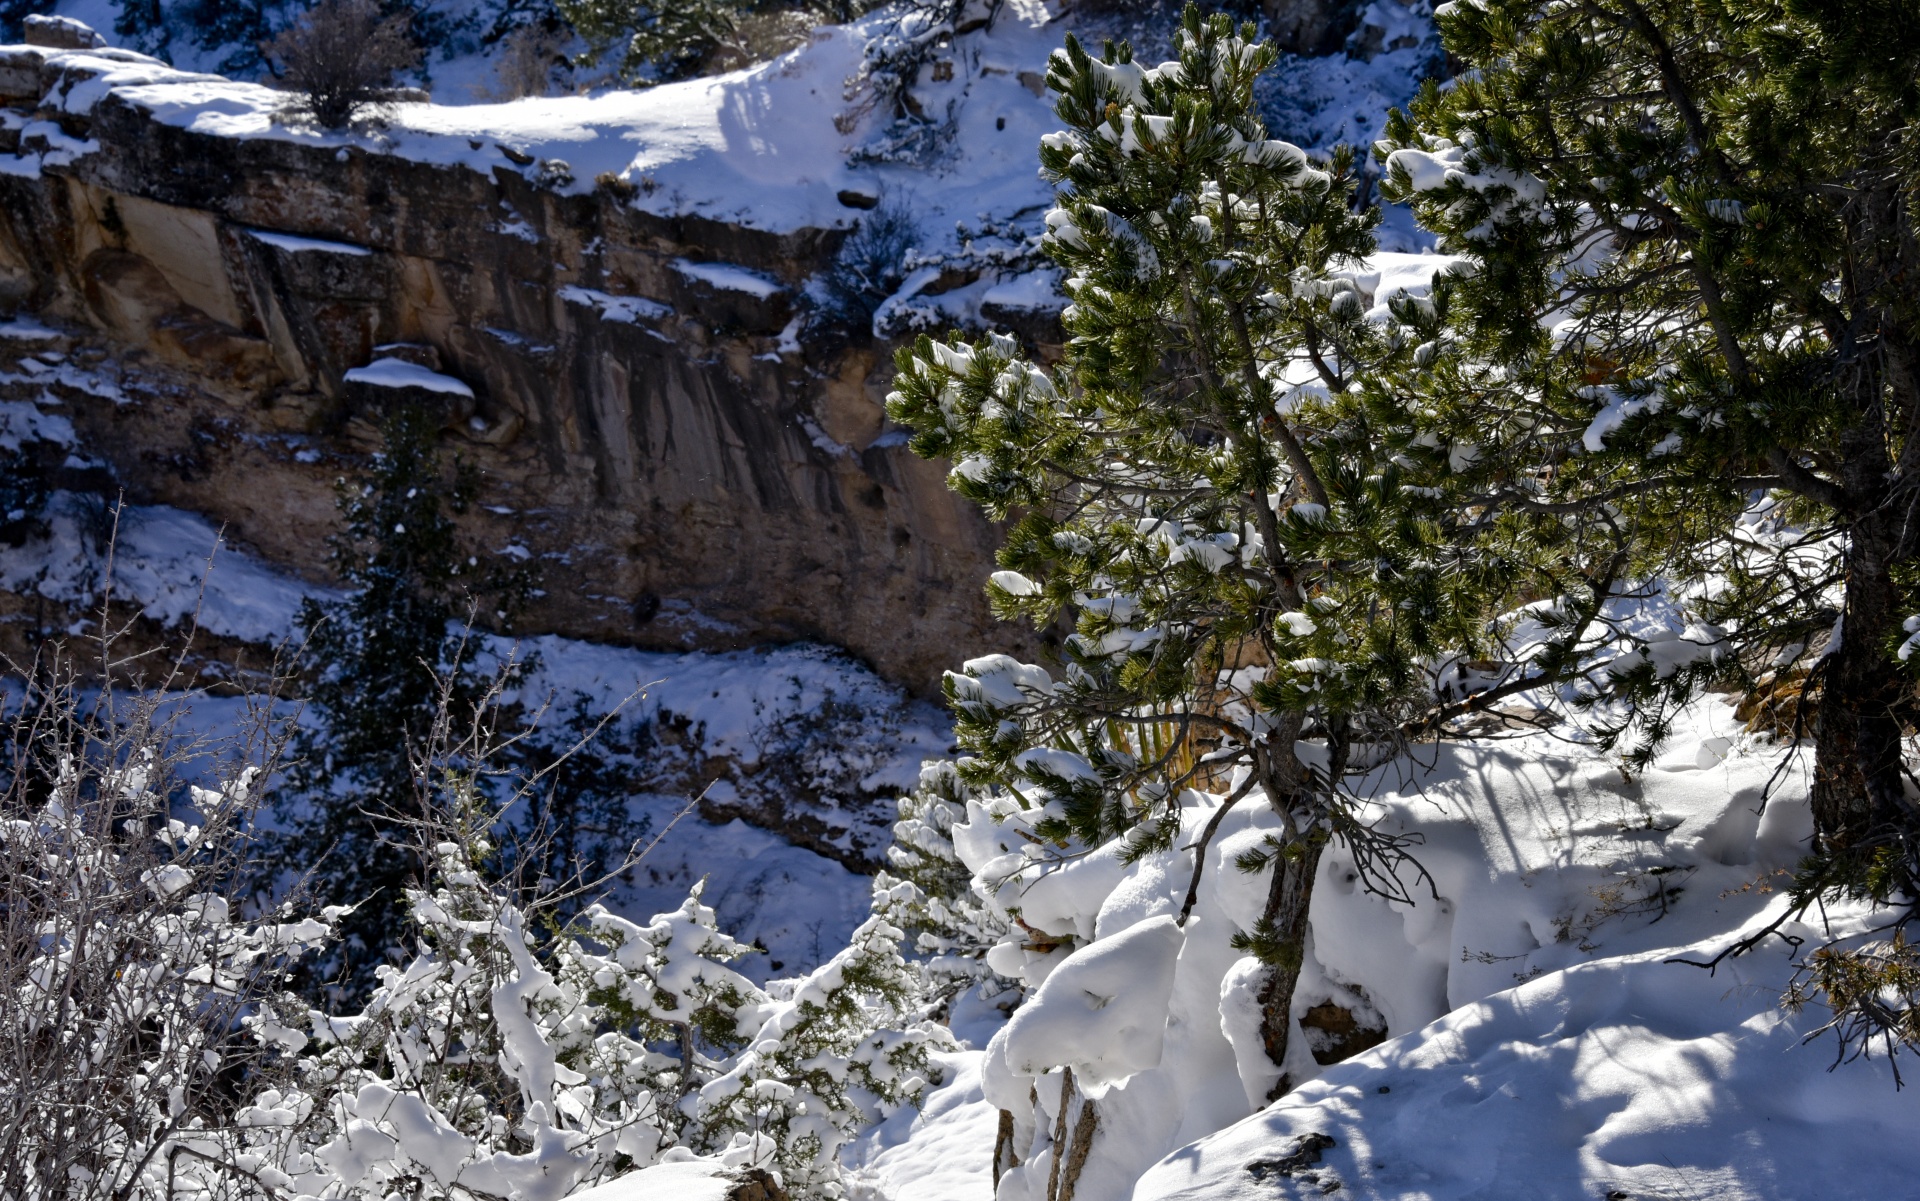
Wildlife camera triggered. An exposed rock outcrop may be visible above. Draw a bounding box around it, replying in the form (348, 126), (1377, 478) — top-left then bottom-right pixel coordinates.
(0, 43), (1053, 693)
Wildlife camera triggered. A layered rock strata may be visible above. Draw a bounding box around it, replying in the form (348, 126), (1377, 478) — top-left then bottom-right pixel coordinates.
(0, 43), (1049, 693)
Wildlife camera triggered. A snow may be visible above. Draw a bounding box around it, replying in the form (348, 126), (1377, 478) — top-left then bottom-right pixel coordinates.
(0, 494), (326, 643)
(343, 358), (475, 397)
(0, 315), (66, 340)
(980, 269), (1067, 313)
(19, 0), (1071, 271)
(995, 915), (1185, 1092)
(613, 794), (872, 978)
(245, 227), (373, 256)
(1132, 910), (1920, 1201)
(863, 694), (1879, 1201)
(564, 1161), (741, 1201)
(850, 1050), (1004, 1200)
(557, 285), (673, 325)
(673, 259), (785, 299)
(0, 464), (933, 980)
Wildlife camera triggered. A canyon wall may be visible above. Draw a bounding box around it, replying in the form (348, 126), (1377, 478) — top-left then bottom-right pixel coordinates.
(0, 45), (1050, 693)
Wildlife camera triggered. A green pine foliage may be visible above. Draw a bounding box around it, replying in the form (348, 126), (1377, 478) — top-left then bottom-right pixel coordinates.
(887, 5), (1450, 1092)
(1378, 0), (1920, 882)
(278, 406), (527, 998)
(1354, 0), (1920, 1060)
(557, 0), (745, 81)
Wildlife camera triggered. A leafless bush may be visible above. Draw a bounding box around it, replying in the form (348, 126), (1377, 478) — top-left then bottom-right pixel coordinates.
(487, 21), (570, 101)
(263, 0), (423, 130)
(703, 7), (821, 73)
(0, 630), (323, 1201)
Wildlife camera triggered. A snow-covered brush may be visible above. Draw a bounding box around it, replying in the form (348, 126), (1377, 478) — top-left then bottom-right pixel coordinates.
(206, 659), (952, 1201)
(0, 636), (326, 1201)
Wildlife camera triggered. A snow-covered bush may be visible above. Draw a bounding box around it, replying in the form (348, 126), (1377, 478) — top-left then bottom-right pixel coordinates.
(839, 0), (994, 165)
(223, 725), (951, 1200)
(871, 760), (1013, 1002)
(0, 648), (329, 1201)
(560, 0), (849, 84)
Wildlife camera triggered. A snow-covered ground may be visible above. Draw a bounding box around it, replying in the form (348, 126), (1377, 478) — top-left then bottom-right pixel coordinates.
(39, 0), (1443, 280)
(21, 8), (1876, 1198)
(840, 700), (1919, 1200)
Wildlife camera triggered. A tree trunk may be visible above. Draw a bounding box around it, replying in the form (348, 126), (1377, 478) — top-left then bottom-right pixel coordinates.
(1811, 508), (1913, 853)
(1254, 834), (1325, 1102)
(1808, 171), (1920, 862)
(1248, 715), (1324, 1102)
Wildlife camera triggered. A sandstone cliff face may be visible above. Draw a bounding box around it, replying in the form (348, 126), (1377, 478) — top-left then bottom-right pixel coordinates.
(0, 45), (1046, 694)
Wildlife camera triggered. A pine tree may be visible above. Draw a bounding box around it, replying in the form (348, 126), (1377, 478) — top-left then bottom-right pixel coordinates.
(871, 761), (1015, 1001)
(278, 406), (514, 999)
(888, 6), (1445, 1094)
(1378, 0), (1920, 902)
(557, 0), (748, 82)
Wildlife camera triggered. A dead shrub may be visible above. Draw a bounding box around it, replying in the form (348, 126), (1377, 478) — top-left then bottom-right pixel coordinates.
(263, 0), (423, 130)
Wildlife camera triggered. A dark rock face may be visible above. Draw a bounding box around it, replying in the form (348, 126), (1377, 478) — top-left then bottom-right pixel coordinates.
(1263, 0), (1367, 55)
(0, 46), (1051, 694)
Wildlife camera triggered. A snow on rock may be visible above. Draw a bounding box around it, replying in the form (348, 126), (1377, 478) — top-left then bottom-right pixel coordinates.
(979, 269), (1068, 314)
(244, 227), (374, 256)
(996, 915), (1184, 1091)
(673, 259), (785, 300)
(1132, 910), (1920, 1201)
(343, 357), (475, 397)
(557, 285), (673, 326)
(0, 315), (64, 340)
(0, 494), (326, 642)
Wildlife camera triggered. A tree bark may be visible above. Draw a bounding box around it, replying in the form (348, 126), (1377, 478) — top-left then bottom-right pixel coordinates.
(1254, 835), (1326, 1102)
(1811, 506), (1914, 852)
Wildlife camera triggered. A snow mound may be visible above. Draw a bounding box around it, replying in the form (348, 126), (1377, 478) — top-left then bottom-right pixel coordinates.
(1132, 914), (1920, 1201)
(512, 1157), (748, 1201)
(861, 697), (1890, 1201)
(998, 915), (1184, 1092)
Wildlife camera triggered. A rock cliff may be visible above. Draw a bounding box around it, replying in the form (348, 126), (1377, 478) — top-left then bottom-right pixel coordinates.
(0, 41), (1052, 693)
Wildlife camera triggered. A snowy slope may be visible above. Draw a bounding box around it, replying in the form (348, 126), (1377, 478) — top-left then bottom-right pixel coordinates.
(845, 699), (1914, 1201)
(38, 0), (1441, 263)
(0, 393), (942, 985)
(1132, 915), (1920, 1201)
(33, 1), (1068, 243)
